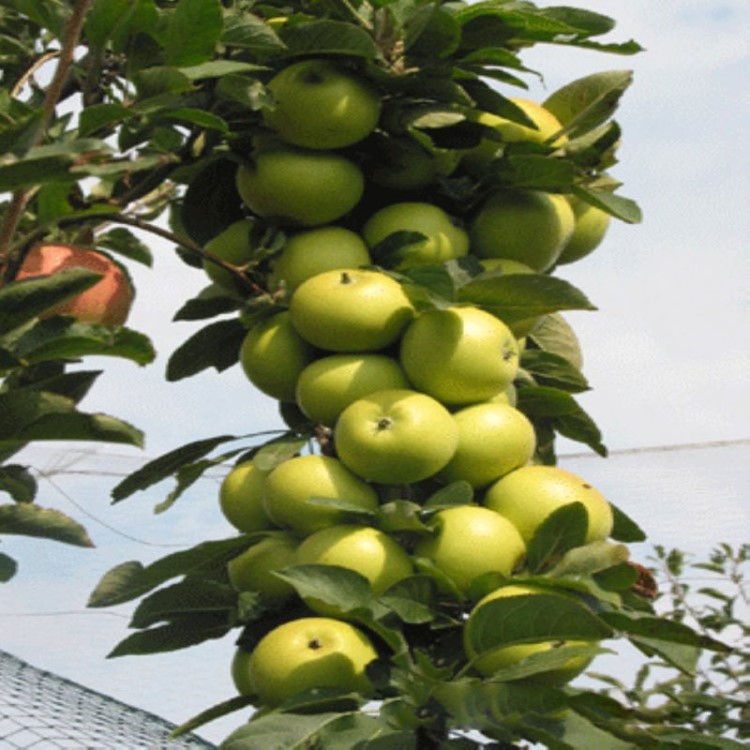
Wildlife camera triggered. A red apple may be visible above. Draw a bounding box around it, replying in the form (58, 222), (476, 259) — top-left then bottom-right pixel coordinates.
(15, 243), (133, 327)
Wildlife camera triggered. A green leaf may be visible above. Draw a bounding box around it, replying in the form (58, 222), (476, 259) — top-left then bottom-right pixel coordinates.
(277, 564), (373, 616)
(110, 434), (238, 502)
(164, 0), (223, 67)
(378, 576), (436, 624)
(526, 502), (589, 573)
(405, 6), (461, 60)
(129, 578), (236, 629)
(572, 184), (642, 224)
(251, 435), (308, 472)
(95, 227), (153, 266)
(528, 313), (583, 371)
(553, 404), (607, 457)
(435, 678), (566, 731)
(88, 536), (250, 607)
(0, 270), (102, 335)
(521, 349), (589, 393)
(166, 318), (247, 381)
(0, 390), (143, 447)
(610, 503), (647, 543)
(457, 274), (596, 325)
(0, 552), (18, 582)
(221, 14), (286, 53)
(0, 464), (37, 503)
(422, 481), (474, 511)
(516, 385), (582, 418)
(278, 20), (379, 59)
(0, 503), (93, 547)
(108, 612), (232, 657)
(153, 107), (228, 132)
(376, 500), (431, 534)
(221, 711), (413, 750)
(544, 71), (633, 138)
(0, 139), (110, 192)
(487, 155), (576, 191)
(11, 319), (156, 366)
(78, 103), (134, 138)
(465, 591), (612, 657)
(548, 541), (631, 580)
(21, 370), (102, 405)
(178, 60), (267, 80)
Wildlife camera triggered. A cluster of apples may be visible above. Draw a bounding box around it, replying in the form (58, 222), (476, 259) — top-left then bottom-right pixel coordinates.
(209, 59), (616, 708)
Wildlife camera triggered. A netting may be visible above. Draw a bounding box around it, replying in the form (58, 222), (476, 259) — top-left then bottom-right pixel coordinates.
(0, 650), (217, 750)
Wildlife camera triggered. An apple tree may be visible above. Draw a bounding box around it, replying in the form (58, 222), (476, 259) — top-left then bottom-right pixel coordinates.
(0, 0), (742, 748)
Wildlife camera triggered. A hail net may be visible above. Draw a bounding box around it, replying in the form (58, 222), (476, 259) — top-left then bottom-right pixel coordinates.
(0, 650), (217, 750)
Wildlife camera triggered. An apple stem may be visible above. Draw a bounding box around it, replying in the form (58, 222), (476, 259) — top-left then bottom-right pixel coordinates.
(377, 417), (393, 431)
(308, 639), (323, 650)
(340, 271), (353, 285)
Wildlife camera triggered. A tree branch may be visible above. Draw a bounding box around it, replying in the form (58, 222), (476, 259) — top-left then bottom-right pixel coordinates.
(0, 0), (94, 278)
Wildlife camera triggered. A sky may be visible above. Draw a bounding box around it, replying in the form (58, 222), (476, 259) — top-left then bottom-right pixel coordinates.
(2, 1), (749, 745)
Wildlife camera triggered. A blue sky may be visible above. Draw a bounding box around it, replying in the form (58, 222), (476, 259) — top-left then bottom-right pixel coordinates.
(2, 1), (749, 744)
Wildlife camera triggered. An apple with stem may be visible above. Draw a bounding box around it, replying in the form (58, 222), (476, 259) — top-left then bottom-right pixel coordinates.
(232, 617), (378, 705)
(334, 388), (459, 485)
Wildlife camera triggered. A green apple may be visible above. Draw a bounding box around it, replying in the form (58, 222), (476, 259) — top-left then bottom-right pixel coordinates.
(233, 617), (378, 705)
(484, 465), (614, 544)
(414, 505), (526, 596)
(464, 583), (595, 682)
(362, 202), (469, 271)
(296, 353), (411, 427)
(334, 389), (459, 485)
(202, 219), (255, 291)
(294, 524), (413, 615)
(219, 460), (274, 534)
(269, 226), (371, 292)
(399, 305), (519, 406)
(556, 195), (612, 265)
(289, 269), (414, 352)
(227, 533), (298, 602)
(236, 147), (364, 227)
(469, 189), (575, 272)
(263, 454), (379, 537)
(437, 402), (536, 488)
(462, 97), (567, 174)
(263, 59), (381, 150)
(239, 311), (317, 402)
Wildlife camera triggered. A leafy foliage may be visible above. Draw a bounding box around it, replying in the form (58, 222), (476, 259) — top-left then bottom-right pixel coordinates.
(2, 1), (741, 748)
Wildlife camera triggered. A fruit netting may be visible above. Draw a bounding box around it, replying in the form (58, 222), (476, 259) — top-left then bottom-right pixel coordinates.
(0, 649), (216, 750)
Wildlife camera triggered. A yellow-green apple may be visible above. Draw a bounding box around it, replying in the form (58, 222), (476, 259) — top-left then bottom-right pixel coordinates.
(296, 353), (411, 427)
(362, 202), (469, 271)
(461, 97), (567, 174)
(239, 311), (317, 402)
(294, 524), (413, 615)
(484, 465), (614, 544)
(263, 59), (381, 150)
(219, 460), (274, 534)
(414, 505), (525, 596)
(289, 269), (414, 352)
(469, 190), (575, 272)
(15, 243), (133, 327)
(263, 454), (379, 537)
(334, 389), (459, 484)
(556, 195), (612, 265)
(437, 402), (536, 488)
(227, 533), (298, 602)
(489, 382), (518, 407)
(399, 306), (519, 406)
(268, 226), (371, 292)
(232, 617), (378, 705)
(202, 219), (255, 291)
(464, 583), (595, 683)
(236, 146), (364, 226)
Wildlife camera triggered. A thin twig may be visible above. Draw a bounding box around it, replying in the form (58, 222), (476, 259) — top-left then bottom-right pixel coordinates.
(11, 51), (61, 98)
